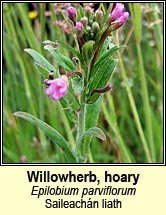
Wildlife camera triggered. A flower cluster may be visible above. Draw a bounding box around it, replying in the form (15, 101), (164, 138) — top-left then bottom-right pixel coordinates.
(45, 3), (129, 101)
(54, 3), (71, 14)
(67, 5), (101, 40)
(67, 3), (129, 40)
(54, 20), (72, 35)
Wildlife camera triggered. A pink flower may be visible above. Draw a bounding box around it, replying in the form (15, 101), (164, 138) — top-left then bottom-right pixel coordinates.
(110, 3), (129, 26)
(118, 12), (129, 26)
(54, 20), (72, 35)
(111, 3), (125, 21)
(67, 6), (76, 21)
(45, 75), (69, 100)
(20, 155), (26, 163)
(61, 23), (72, 35)
(75, 22), (84, 37)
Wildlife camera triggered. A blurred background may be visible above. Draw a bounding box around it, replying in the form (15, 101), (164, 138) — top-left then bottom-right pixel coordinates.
(3, 3), (163, 163)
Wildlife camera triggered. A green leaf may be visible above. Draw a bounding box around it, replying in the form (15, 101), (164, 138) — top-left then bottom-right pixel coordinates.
(133, 4), (141, 43)
(77, 5), (85, 20)
(60, 97), (77, 123)
(89, 37), (119, 86)
(87, 58), (118, 103)
(43, 40), (84, 64)
(14, 112), (76, 163)
(129, 3), (141, 43)
(101, 3), (113, 27)
(85, 96), (103, 129)
(34, 62), (49, 78)
(90, 46), (120, 77)
(66, 79), (81, 110)
(77, 127), (106, 144)
(82, 40), (95, 63)
(97, 36), (114, 58)
(71, 76), (83, 95)
(24, 48), (56, 72)
(44, 45), (76, 72)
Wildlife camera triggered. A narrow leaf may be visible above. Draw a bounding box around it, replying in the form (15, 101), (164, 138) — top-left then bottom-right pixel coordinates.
(91, 45), (119, 77)
(14, 112), (76, 163)
(129, 3), (141, 43)
(60, 97), (77, 123)
(85, 96), (103, 129)
(88, 58), (117, 94)
(133, 4), (142, 43)
(77, 127), (106, 144)
(97, 36), (113, 58)
(82, 40), (95, 63)
(71, 76), (83, 95)
(101, 3), (113, 27)
(87, 59), (117, 103)
(24, 48), (56, 72)
(44, 45), (76, 72)
(34, 62), (49, 78)
(43, 40), (84, 64)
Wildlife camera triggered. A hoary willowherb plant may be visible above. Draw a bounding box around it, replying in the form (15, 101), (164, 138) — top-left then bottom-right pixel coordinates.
(14, 3), (129, 163)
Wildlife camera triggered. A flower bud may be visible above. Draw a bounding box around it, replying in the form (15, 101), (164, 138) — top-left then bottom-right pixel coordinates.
(80, 16), (88, 27)
(111, 3), (125, 22)
(92, 22), (100, 34)
(95, 9), (103, 24)
(111, 12), (129, 31)
(67, 6), (76, 22)
(118, 12), (129, 26)
(86, 25), (91, 33)
(107, 3), (129, 29)
(84, 6), (93, 18)
(75, 22), (84, 37)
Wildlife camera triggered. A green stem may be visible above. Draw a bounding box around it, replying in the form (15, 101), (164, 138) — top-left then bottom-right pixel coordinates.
(129, 3), (156, 162)
(13, 3), (48, 161)
(91, 28), (110, 69)
(136, 43), (155, 162)
(16, 3), (40, 52)
(149, 3), (163, 60)
(76, 103), (86, 162)
(58, 103), (76, 151)
(117, 51), (152, 163)
(88, 147), (94, 163)
(40, 3), (46, 44)
(102, 101), (133, 163)
(76, 103), (86, 141)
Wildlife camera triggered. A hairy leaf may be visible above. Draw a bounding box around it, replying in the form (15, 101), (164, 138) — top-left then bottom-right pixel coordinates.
(34, 63), (50, 78)
(71, 76), (83, 95)
(85, 96), (103, 129)
(90, 43), (119, 77)
(14, 112), (76, 163)
(82, 40), (95, 63)
(43, 40), (84, 64)
(44, 45), (76, 72)
(87, 58), (117, 103)
(24, 48), (55, 72)
(77, 127), (106, 144)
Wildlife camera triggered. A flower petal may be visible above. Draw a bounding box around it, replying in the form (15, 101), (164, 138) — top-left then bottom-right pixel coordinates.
(45, 76), (68, 100)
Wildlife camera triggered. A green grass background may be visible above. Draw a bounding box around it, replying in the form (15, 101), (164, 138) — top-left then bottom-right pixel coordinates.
(3, 3), (163, 163)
